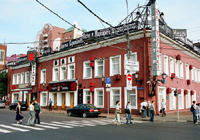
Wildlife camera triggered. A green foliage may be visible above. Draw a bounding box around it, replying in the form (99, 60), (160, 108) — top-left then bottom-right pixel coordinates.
(0, 71), (7, 97)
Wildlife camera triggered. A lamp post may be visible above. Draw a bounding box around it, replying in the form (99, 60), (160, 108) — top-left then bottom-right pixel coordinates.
(101, 75), (105, 85)
(134, 72), (143, 85)
(42, 81), (45, 89)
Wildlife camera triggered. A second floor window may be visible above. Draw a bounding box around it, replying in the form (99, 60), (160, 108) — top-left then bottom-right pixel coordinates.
(164, 55), (169, 75)
(60, 66), (66, 80)
(53, 68), (59, 81)
(180, 61), (183, 79)
(68, 64), (75, 79)
(41, 69), (46, 83)
(191, 68), (194, 81)
(175, 60), (179, 78)
(95, 60), (104, 77)
(13, 74), (16, 84)
(170, 57), (174, 75)
(21, 73), (24, 84)
(83, 61), (92, 79)
(17, 73), (20, 84)
(110, 56), (121, 76)
(186, 64), (189, 80)
(25, 72), (29, 83)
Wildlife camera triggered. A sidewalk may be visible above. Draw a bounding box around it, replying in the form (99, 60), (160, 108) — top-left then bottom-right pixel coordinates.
(40, 108), (194, 122)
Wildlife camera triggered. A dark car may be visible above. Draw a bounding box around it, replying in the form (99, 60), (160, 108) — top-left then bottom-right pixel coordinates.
(67, 104), (101, 118)
(9, 101), (28, 110)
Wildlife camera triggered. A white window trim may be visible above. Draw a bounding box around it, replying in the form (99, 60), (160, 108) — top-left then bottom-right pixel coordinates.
(169, 57), (174, 76)
(68, 56), (75, 63)
(198, 69), (200, 83)
(109, 55), (121, 76)
(94, 88), (104, 108)
(110, 87), (121, 108)
(83, 89), (92, 104)
(13, 74), (17, 85)
(67, 63), (75, 80)
(60, 58), (66, 65)
(179, 89), (184, 110)
(124, 86), (137, 109)
(186, 64), (189, 80)
(53, 60), (59, 66)
(60, 65), (66, 80)
(40, 91), (48, 107)
(179, 61), (184, 79)
(191, 68), (194, 82)
(164, 55), (169, 76)
(20, 72), (24, 84)
(94, 59), (104, 78)
(186, 90), (191, 109)
(40, 69), (46, 84)
(158, 86), (166, 111)
(17, 73), (20, 84)
(194, 67), (197, 83)
(192, 90), (196, 102)
(175, 60), (179, 78)
(83, 61), (92, 79)
(124, 52), (137, 75)
(25, 71), (29, 84)
(52, 67), (59, 81)
(170, 88), (176, 110)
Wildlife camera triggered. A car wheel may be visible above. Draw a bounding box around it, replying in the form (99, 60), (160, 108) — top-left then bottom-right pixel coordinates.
(68, 111), (72, 116)
(9, 107), (11, 110)
(83, 113), (87, 118)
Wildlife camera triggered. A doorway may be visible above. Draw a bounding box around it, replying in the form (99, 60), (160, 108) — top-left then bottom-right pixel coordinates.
(70, 93), (74, 108)
(62, 93), (65, 110)
(54, 94), (57, 109)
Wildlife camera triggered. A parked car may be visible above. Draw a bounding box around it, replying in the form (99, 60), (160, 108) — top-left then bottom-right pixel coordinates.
(0, 100), (5, 108)
(9, 101), (28, 110)
(67, 104), (101, 118)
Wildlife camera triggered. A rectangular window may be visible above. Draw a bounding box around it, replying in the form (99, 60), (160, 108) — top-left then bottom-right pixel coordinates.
(127, 88), (137, 107)
(192, 91), (196, 102)
(164, 55), (169, 75)
(186, 64), (189, 80)
(68, 64), (75, 79)
(110, 56), (121, 76)
(180, 61), (183, 79)
(42, 93), (47, 106)
(175, 60), (179, 78)
(198, 69), (200, 83)
(95, 60), (104, 77)
(191, 68), (194, 81)
(20, 73), (24, 84)
(170, 57), (174, 75)
(60, 66), (66, 80)
(170, 89), (176, 110)
(13, 74), (16, 85)
(94, 88), (104, 108)
(124, 53), (137, 75)
(53, 67), (59, 81)
(41, 69), (46, 83)
(186, 90), (191, 108)
(85, 91), (92, 104)
(29, 71), (32, 83)
(83, 61), (92, 79)
(17, 73), (20, 84)
(25, 72), (29, 84)
(110, 88), (121, 108)
(194, 68), (197, 82)
(178, 89), (184, 109)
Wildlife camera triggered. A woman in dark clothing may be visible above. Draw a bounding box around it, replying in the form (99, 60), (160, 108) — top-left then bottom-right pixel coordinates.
(16, 101), (24, 124)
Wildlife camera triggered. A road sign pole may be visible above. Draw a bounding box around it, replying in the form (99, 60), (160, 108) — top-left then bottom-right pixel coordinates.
(107, 91), (109, 117)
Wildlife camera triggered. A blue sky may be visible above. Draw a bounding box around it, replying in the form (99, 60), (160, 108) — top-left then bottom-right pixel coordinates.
(0, 0), (200, 56)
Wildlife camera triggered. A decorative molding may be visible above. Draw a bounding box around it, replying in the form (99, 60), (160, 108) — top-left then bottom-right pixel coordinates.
(11, 63), (30, 70)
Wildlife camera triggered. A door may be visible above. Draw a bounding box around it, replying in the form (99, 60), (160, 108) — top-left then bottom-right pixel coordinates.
(62, 93), (65, 110)
(70, 93), (74, 108)
(54, 94), (57, 109)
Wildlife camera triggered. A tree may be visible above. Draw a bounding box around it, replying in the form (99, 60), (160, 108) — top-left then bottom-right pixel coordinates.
(0, 71), (8, 97)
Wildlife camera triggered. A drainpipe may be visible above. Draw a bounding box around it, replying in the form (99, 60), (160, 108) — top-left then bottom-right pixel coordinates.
(143, 28), (147, 99)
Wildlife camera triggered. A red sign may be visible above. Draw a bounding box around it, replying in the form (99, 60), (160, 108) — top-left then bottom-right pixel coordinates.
(28, 53), (34, 61)
(127, 74), (132, 81)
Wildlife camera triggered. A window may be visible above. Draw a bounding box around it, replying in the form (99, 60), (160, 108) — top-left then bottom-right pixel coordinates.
(60, 66), (66, 80)
(53, 67), (59, 81)
(194, 68), (197, 82)
(41, 69), (46, 83)
(40, 92), (47, 106)
(13, 74), (16, 85)
(164, 55), (169, 75)
(175, 60), (179, 78)
(180, 61), (183, 79)
(60, 58), (66, 65)
(170, 57), (174, 75)
(124, 87), (137, 109)
(186, 64), (189, 80)
(198, 69), (200, 83)
(110, 87), (121, 108)
(29, 71), (32, 83)
(124, 52), (137, 75)
(191, 68), (194, 81)
(186, 90), (191, 108)
(83, 90), (92, 104)
(25, 72), (29, 83)
(170, 88), (176, 110)
(110, 55), (121, 76)
(53, 60), (59, 66)
(158, 87), (166, 111)
(68, 56), (75, 63)
(178, 89), (184, 109)
(21, 73), (24, 84)
(17, 73), (20, 84)
(95, 60), (104, 77)
(192, 91), (196, 102)
(83, 61), (92, 79)
(94, 88), (104, 108)
(68, 64), (75, 79)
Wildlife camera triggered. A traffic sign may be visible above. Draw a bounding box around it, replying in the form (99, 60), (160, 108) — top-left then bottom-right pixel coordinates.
(106, 77), (111, 87)
(124, 60), (139, 71)
(126, 73), (132, 90)
(127, 74), (132, 81)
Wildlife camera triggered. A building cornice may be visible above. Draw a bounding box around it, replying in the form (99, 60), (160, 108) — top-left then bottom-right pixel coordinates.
(11, 63), (30, 70)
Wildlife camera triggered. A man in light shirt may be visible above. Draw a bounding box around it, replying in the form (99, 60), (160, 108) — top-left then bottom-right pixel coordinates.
(161, 99), (166, 117)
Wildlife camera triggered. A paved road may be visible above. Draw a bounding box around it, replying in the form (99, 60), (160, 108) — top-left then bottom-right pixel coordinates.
(0, 108), (199, 140)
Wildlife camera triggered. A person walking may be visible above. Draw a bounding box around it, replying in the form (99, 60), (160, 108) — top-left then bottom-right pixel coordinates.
(111, 101), (121, 126)
(161, 99), (166, 117)
(147, 101), (151, 117)
(144, 99), (148, 117)
(191, 101), (197, 124)
(49, 98), (53, 111)
(27, 101), (35, 126)
(15, 101), (24, 124)
(196, 103), (200, 121)
(140, 100), (146, 118)
(150, 101), (156, 122)
(34, 100), (42, 124)
(126, 101), (132, 124)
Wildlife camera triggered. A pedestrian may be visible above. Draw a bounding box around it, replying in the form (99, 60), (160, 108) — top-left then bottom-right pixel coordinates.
(161, 99), (166, 117)
(196, 103), (200, 121)
(111, 101), (121, 126)
(34, 100), (42, 124)
(125, 101), (132, 124)
(140, 100), (146, 118)
(144, 99), (148, 117)
(15, 101), (24, 124)
(191, 101), (197, 124)
(27, 101), (35, 126)
(150, 101), (156, 122)
(147, 101), (151, 117)
(49, 98), (53, 111)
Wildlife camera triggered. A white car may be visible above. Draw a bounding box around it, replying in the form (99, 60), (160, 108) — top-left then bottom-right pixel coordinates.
(0, 100), (5, 108)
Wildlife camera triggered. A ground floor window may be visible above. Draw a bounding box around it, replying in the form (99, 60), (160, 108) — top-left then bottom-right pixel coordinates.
(192, 91), (196, 102)
(170, 89), (176, 110)
(40, 92), (47, 106)
(94, 88), (104, 108)
(158, 87), (166, 111)
(124, 87), (137, 109)
(186, 90), (190, 108)
(13, 94), (19, 102)
(83, 90), (92, 104)
(110, 87), (121, 108)
(178, 89), (184, 109)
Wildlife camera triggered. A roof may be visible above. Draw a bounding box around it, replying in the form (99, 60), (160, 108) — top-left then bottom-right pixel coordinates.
(6, 57), (18, 61)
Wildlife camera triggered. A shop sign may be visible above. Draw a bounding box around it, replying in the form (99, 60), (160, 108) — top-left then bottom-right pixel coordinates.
(40, 47), (51, 56)
(19, 83), (31, 89)
(49, 82), (77, 92)
(31, 63), (36, 86)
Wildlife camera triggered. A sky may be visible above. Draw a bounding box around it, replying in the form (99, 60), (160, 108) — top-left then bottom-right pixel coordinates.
(0, 0), (200, 56)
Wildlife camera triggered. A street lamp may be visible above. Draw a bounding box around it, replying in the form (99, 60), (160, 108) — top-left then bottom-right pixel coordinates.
(101, 75), (106, 85)
(134, 72), (143, 85)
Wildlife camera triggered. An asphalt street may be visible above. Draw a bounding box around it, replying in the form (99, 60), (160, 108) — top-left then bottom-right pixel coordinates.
(0, 108), (199, 140)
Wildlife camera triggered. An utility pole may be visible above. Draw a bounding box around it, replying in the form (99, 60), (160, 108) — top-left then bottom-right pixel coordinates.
(177, 81), (179, 120)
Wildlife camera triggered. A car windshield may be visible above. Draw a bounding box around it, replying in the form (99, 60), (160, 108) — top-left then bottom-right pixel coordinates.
(86, 104), (96, 108)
